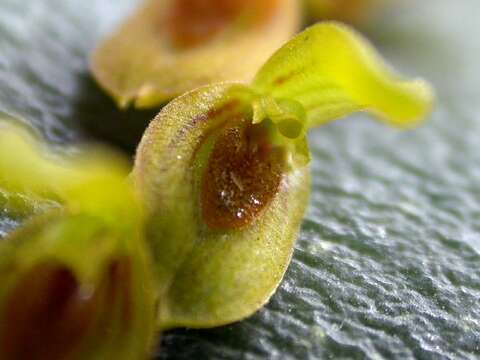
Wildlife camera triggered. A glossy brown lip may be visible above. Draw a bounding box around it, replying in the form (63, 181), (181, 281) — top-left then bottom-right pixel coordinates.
(166, 0), (279, 49)
(201, 118), (285, 230)
(0, 263), (94, 360)
(0, 257), (133, 360)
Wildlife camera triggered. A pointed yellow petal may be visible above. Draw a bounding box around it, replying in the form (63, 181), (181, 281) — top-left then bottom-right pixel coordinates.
(253, 22), (434, 129)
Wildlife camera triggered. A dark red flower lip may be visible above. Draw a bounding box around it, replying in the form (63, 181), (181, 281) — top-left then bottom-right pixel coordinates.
(0, 256), (134, 360)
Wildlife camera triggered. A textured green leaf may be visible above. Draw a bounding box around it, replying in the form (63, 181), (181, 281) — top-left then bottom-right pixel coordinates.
(0, 0), (479, 359)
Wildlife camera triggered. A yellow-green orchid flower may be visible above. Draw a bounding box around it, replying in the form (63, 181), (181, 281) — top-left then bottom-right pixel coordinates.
(0, 124), (156, 360)
(132, 22), (433, 329)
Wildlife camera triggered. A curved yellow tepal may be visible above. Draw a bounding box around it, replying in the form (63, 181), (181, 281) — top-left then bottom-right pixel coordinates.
(0, 123), (134, 220)
(252, 22), (434, 129)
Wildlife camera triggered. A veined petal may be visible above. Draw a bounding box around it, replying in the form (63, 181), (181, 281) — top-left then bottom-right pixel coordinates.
(252, 22), (434, 131)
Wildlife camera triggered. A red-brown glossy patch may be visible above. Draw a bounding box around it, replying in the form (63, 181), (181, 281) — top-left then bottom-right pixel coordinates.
(0, 257), (134, 360)
(202, 118), (285, 230)
(74, 257), (134, 345)
(0, 263), (96, 360)
(167, 0), (279, 49)
(104, 257), (134, 328)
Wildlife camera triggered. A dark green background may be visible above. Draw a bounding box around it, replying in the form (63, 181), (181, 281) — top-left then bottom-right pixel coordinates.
(1, 1), (479, 359)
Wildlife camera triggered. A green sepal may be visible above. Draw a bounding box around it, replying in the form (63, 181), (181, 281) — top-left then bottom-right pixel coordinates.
(133, 83), (310, 329)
